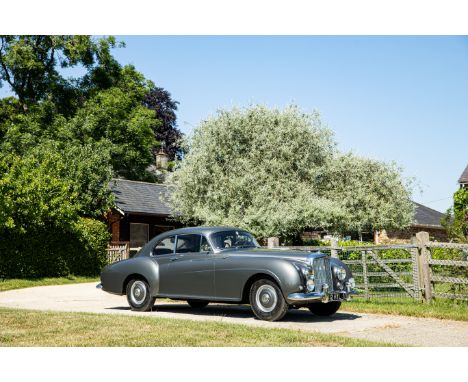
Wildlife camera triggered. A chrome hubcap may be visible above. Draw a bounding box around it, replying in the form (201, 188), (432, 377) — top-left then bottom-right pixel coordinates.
(255, 285), (277, 313)
(130, 281), (147, 305)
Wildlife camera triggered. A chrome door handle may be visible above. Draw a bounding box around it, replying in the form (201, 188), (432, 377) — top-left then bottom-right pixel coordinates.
(170, 257), (178, 262)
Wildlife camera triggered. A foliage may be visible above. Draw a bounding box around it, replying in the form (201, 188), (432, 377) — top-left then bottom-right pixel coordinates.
(0, 35), (121, 113)
(143, 87), (184, 160)
(442, 188), (468, 242)
(430, 247), (467, 296)
(320, 153), (414, 233)
(0, 217), (109, 278)
(68, 68), (157, 180)
(169, 105), (345, 238)
(0, 147), (79, 232)
(169, 104), (414, 239)
(0, 142), (112, 278)
(0, 35), (184, 278)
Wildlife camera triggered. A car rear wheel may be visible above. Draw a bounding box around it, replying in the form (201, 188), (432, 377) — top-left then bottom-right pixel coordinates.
(307, 301), (341, 316)
(187, 300), (209, 309)
(126, 279), (156, 312)
(249, 279), (288, 321)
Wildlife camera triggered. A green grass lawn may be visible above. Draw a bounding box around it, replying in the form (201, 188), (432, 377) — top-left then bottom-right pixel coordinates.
(0, 307), (394, 347)
(343, 298), (468, 322)
(0, 276), (99, 292)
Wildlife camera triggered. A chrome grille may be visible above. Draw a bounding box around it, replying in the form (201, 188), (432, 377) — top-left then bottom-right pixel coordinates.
(313, 256), (333, 292)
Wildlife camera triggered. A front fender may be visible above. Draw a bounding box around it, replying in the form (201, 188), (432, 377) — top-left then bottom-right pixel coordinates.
(100, 257), (160, 296)
(330, 257), (353, 282)
(251, 258), (304, 299)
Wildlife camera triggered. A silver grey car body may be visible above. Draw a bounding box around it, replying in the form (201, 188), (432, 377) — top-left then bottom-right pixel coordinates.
(100, 227), (355, 316)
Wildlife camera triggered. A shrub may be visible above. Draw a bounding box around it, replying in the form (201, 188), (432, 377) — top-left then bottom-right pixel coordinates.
(0, 217), (109, 279)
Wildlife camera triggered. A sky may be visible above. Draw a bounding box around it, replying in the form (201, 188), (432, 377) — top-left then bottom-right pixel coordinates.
(2, 36), (467, 212)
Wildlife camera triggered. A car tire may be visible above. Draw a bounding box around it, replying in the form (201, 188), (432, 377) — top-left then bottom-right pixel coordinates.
(249, 279), (288, 321)
(307, 301), (341, 316)
(187, 300), (209, 309)
(126, 279), (156, 312)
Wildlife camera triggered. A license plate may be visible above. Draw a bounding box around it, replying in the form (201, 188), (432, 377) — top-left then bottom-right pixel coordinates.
(331, 292), (341, 301)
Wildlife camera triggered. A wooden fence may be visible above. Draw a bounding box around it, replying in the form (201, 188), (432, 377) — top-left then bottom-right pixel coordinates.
(106, 242), (129, 264)
(278, 231), (468, 302)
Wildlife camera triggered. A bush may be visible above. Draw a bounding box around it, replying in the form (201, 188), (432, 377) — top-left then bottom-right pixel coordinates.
(0, 217), (109, 279)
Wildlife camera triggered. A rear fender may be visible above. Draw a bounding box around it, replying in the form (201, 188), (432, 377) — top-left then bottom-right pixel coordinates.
(100, 257), (160, 296)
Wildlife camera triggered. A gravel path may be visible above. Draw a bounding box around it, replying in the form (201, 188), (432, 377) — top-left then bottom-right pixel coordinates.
(0, 282), (467, 346)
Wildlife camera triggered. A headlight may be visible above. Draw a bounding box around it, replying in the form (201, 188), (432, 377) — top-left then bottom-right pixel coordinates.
(294, 263), (312, 278)
(334, 266), (347, 281)
(348, 277), (356, 289)
(294, 263), (315, 292)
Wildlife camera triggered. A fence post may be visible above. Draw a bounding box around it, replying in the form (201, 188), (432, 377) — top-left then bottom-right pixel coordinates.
(415, 231), (433, 303)
(362, 250), (369, 300)
(267, 237), (279, 249)
(410, 238), (422, 301)
(331, 237), (338, 258)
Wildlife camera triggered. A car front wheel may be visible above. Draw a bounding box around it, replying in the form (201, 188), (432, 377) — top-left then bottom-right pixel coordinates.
(249, 279), (288, 321)
(308, 301), (341, 316)
(126, 279), (156, 312)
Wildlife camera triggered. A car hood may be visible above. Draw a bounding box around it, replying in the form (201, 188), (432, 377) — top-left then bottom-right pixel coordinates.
(218, 247), (327, 263)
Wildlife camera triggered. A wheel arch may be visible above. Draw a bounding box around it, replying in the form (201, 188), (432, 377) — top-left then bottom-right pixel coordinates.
(122, 273), (150, 295)
(241, 273), (280, 303)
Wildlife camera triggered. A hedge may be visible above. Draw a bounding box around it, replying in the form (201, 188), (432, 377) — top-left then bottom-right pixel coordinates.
(0, 217), (110, 279)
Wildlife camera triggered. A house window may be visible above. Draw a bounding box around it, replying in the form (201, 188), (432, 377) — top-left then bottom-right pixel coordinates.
(153, 225), (175, 239)
(130, 223), (149, 249)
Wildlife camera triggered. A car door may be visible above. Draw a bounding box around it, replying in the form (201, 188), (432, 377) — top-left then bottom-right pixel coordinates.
(162, 234), (215, 299)
(150, 235), (176, 295)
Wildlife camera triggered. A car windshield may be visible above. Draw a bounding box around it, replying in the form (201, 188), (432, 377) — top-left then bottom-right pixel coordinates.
(210, 230), (259, 250)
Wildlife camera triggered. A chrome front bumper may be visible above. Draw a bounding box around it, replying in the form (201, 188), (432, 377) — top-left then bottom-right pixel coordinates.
(288, 283), (356, 303)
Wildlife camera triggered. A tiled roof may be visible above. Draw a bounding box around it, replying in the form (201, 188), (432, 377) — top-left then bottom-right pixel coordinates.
(458, 165), (468, 183)
(109, 178), (172, 216)
(413, 202), (444, 227)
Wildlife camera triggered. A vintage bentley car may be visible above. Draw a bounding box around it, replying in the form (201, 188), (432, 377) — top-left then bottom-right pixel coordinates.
(99, 227), (356, 321)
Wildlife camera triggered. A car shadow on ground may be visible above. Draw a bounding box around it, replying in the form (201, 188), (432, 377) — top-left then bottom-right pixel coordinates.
(106, 303), (361, 323)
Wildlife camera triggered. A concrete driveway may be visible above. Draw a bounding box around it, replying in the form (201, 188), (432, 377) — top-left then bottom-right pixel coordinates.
(0, 282), (467, 346)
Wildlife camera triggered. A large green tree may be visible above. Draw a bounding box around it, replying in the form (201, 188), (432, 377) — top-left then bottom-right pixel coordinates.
(67, 66), (158, 180)
(0, 35), (120, 114)
(168, 105), (414, 239)
(0, 35), (170, 277)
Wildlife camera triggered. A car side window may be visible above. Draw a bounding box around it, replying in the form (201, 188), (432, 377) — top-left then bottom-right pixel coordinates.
(200, 236), (212, 252)
(176, 234), (202, 254)
(153, 236), (175, 256)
